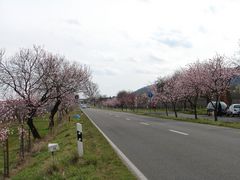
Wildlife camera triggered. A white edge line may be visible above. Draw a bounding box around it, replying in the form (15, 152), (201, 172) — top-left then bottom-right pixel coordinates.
(84, 111), (148, 180)
(140, 122), (150, 126)
(169, 129), (189, 136)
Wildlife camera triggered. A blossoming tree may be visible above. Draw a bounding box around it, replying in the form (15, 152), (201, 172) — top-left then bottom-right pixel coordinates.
(201, 55), (239, 121)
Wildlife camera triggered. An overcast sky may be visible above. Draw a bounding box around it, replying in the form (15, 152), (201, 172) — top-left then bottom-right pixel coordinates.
(1, 0), (240, 96)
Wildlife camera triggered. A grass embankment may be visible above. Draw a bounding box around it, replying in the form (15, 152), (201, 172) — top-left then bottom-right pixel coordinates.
(104, 107), (240, 129)
(12, 109), (136, 179)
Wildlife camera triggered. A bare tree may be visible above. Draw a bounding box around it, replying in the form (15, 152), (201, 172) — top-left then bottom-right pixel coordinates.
(84, 81), (99, 106)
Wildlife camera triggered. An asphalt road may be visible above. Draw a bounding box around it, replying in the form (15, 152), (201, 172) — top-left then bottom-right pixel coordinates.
(83, 108), (240, 180)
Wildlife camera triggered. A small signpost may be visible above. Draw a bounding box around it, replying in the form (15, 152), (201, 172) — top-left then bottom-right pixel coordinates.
(76, 123), (83, 157)
(148, 91), (153, 98)
(148, 91), (153, 112)
(73, 114), (81, 120)
(48, 143), (59, 165)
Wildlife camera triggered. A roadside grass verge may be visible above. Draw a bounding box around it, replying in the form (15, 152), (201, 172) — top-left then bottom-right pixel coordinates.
(12, 109), (136, 180)
(102, 107), (240, 130)
(145, 113), (240, 129)
(178, 108), (206, 115)
(0, 114), (49, 177)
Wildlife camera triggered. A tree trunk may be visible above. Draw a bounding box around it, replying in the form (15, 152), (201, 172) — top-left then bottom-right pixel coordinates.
(188, 97), (198, 120)
(3, 138), (9, 177)
(214, 109), (218, 121)
(194, 96), (198, 119)
(194, 105), (198, 119)
(20, 124), (25, 160)
(173, 103), (178, 118)
(48, 99), (61, 129)
(27, 108), (41, 139)
(165, 103), (168, 116)
(214, 96), (219, 121)
(183, 100), (187, 111)
(28, 128), (31, 152)
(58, 109), (63, 123)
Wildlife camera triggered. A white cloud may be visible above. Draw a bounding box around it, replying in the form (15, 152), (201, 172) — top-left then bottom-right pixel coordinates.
(152, 29), (193, 48)
(64, 19), (81, 26)
(1, 0), (240, 96)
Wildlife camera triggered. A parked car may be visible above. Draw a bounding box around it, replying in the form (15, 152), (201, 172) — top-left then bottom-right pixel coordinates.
(81, 104), (87, 109)
(207, 101), (227, 116)
(226, 104), (240, 116)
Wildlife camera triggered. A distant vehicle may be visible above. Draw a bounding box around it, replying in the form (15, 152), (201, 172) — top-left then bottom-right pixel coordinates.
(207, 101), (227, 116)
(226, 104), (240, 116)
(81, 104), (87, 109)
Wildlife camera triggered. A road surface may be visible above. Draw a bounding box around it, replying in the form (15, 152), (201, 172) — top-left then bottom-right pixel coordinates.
(83, 108), (240, 180)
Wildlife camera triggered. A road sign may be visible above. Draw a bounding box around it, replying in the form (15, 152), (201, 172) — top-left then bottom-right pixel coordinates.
(148, 91), (153, 98)
(73, 114), (81, 120)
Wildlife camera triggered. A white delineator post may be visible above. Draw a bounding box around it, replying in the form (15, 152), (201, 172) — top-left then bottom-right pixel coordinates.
(76, 123), (83, 156)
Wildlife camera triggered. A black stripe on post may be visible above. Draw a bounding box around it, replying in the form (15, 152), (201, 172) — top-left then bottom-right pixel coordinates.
(77, 130), (82, 142)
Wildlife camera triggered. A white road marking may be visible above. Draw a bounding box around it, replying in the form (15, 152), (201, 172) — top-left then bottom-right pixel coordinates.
(140, 122), (150, 126)
(169, 129), (189, 136)
(126, 118), (131, 121)
(84, 113), (148, 180)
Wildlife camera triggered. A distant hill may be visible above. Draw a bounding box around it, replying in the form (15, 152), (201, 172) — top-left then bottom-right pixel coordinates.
(133, 76), (240, 97)
(231, 76), (240, 86)
(134, 85), (152, 95)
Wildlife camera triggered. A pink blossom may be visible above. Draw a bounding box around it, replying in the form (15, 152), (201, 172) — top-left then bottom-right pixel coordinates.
(0, 127), (9, 143)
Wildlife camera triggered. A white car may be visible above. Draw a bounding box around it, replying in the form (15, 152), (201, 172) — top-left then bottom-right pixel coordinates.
(226, 104), (240, 116)
(207, 101), (227, 116)
(81, 104), (87, 109)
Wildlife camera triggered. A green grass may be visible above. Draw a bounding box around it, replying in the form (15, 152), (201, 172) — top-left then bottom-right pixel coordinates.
(0, 114), (49, 177)
(102, 107), (207, 115)
(178, 108), (207, 115)
(11, 109), (136, 180)
(145, 113), (240, 129)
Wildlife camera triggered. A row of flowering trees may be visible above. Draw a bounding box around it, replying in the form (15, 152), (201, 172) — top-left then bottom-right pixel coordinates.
(101, 91), (149, 111)
(101, 54), (239, 122)
(0, 46), (97, 177)
(0, 46), (94, 138)
(153, 54), (238, 121)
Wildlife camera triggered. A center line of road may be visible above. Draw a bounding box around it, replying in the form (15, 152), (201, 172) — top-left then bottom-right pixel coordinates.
(140, 122), (150, 126)
(126, 118), (131, 121)
(169, 129), (189, 136)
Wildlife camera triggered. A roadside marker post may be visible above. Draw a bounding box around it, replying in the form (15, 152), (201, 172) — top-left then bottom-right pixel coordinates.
(76, 123), (83, 157)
